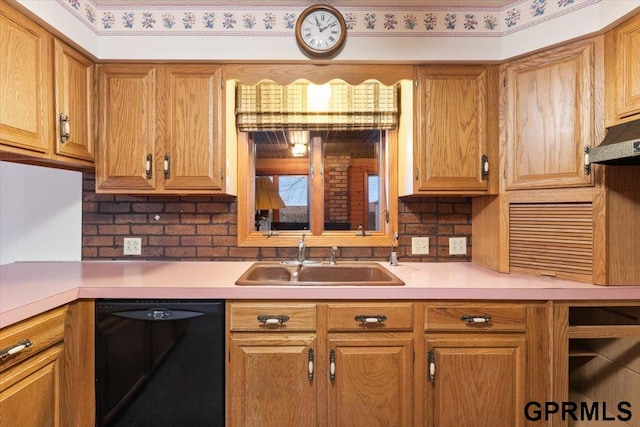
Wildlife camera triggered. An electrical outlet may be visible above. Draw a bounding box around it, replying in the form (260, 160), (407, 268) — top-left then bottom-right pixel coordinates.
(123, 237), (142, 255)
(449, 237), (467, 255)
(411, 237), (430, 255)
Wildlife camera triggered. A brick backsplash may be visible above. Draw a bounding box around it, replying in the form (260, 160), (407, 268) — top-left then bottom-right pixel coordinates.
(82, 173), (472, 262)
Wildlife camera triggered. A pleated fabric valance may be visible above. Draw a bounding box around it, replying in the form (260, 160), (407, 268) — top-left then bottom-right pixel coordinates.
(236, 80), (398, 131)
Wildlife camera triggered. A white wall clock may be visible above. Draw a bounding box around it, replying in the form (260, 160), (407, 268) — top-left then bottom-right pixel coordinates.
(295, 4), (347, 58)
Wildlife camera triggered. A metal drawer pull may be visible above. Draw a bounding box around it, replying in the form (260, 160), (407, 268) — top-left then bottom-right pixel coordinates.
(460, 314), (493, 324)
(163, 154), (171, 179)
(145, 154), (153, 179)
(329, 349), (336, 383)
(257, 315), (290, 325)
(0, 339), (32, 359)
(355, 315), (387, 324)
(59, 114), (70, 143)
(308, 348), (314, 381)
(427, 351), (435, 383)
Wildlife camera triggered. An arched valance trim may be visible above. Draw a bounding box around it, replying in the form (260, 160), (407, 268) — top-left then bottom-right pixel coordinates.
(236, 80), (398, 131)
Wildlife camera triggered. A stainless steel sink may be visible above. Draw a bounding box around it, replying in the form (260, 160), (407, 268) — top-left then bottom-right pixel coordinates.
(235, 262), (404, 286)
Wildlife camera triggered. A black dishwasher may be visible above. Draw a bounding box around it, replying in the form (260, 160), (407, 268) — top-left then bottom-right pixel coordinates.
(95, 299), (225, 427)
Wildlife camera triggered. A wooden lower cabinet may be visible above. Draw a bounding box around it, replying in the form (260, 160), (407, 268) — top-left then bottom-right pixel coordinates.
(228, 334), (318, 427)
(424, 334), (526, 427)
(0, 344), (64, 427)
(227, 301), (549, 426)
(327, 334), (413, 426)
(0, 305), (67, 427)
(227, 301), (416, 427)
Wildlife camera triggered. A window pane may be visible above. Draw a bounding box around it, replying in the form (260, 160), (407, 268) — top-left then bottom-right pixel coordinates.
(275, 175), (309, 230)
(323, 130), (381, 231)
(368, 175), (380, 231)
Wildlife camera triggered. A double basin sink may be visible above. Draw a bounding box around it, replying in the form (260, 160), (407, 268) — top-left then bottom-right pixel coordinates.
(235, 262), (405, 286)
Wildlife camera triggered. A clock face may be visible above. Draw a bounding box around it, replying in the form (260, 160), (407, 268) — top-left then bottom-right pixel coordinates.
(295, 5), (346, 57)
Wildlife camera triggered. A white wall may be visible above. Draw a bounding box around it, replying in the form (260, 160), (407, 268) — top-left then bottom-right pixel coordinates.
(16, 0), (640, 62)
(0, 162), (82, 264)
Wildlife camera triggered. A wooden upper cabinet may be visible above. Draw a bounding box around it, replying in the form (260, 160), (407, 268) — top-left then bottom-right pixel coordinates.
(606, 12), (640, 125)
(163, 65), (223, 191)
(53, 39), (94, 162)
(97, 64), (158, 192)
(97, 64), (226, 194)
(405, 65), (497, 195)
(0, 1), (53, 155)
(502, 37), (603, 191)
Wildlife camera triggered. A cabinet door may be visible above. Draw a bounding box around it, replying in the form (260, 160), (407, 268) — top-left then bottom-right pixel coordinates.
(54, 39), (94, 162)
(425, 334), (526, 427)
(163, 65), (224, 191)
(0, 2), (53, 154)
(327, 335), (413, 427)
(415, 65), (490, 192)
(610, 13), (640, 123)
(97, 64), (157, 192)
(0, 344), (63, 427)
(228, 334), (317, 427)
(503, 38), (601, 190)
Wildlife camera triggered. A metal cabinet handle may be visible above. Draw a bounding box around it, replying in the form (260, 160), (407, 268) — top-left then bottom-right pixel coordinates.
(481, 155), (489, 181)
(459, 314), (493, 324)
(0, 339), (32, 359)
(427, 351), (435, 383)
(164, 154), (171, 179)
(354, 314), (387, 324)
(256, 315), (290, 325)
(329, 349), (336, 383)
(308, 348), (314, 381)
(59, 114), (70, 143)
(145, 154), (153, 179)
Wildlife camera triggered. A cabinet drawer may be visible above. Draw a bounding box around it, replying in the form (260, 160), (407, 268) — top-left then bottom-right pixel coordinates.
(229, 303), (316, 331)
(0, 306), (67, 372)
(327, 303), (413, 331)
(425, 304), (526, 332)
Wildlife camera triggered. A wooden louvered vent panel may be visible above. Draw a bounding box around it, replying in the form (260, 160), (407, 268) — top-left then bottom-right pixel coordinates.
(509, 203), (593, 282)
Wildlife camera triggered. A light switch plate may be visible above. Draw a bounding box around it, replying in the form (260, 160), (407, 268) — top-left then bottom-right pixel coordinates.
(412, 237), (429, 255)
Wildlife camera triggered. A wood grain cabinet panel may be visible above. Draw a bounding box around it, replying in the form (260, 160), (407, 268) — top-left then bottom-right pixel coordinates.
(502, 37), (602, 190)
(54, 39), (94, 162)
(228, 334), (318, 427)
(163, 65), (224, 191)
(327, 335), (413, 427)
(0, 1), (53, 155)
(606, 12), (640, 125)
(0, 306), (68, 427)
(0, 344), (63, 427)
(97, 64), (158, 191)
(403, 65), (498, 196)
(424, 335), (526, 427)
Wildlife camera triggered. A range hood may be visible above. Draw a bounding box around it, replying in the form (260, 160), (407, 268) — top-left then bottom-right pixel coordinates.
(588, 119), (640, 165)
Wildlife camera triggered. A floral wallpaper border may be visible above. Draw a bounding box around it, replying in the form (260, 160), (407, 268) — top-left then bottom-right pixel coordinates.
(58, 0), (596, 37)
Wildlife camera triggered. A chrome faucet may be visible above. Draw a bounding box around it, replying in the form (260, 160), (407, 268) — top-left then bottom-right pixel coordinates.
(329, 246), (338, 265)
(389, 232), (399, 266)
(298, 232), (307, 264)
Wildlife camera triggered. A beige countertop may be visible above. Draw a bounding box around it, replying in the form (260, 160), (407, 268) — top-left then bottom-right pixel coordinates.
(1, 260), (639, 328)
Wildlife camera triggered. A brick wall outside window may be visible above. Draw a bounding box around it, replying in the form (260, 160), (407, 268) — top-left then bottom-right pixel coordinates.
(82, 173), (472, 262)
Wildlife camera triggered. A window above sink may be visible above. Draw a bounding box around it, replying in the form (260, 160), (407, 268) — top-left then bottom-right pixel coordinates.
(228, 64), (414, 248)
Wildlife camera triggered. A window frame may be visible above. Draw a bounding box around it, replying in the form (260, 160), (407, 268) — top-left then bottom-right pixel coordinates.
(237, 130), (398, 248)
(229, 63), (411, 249)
